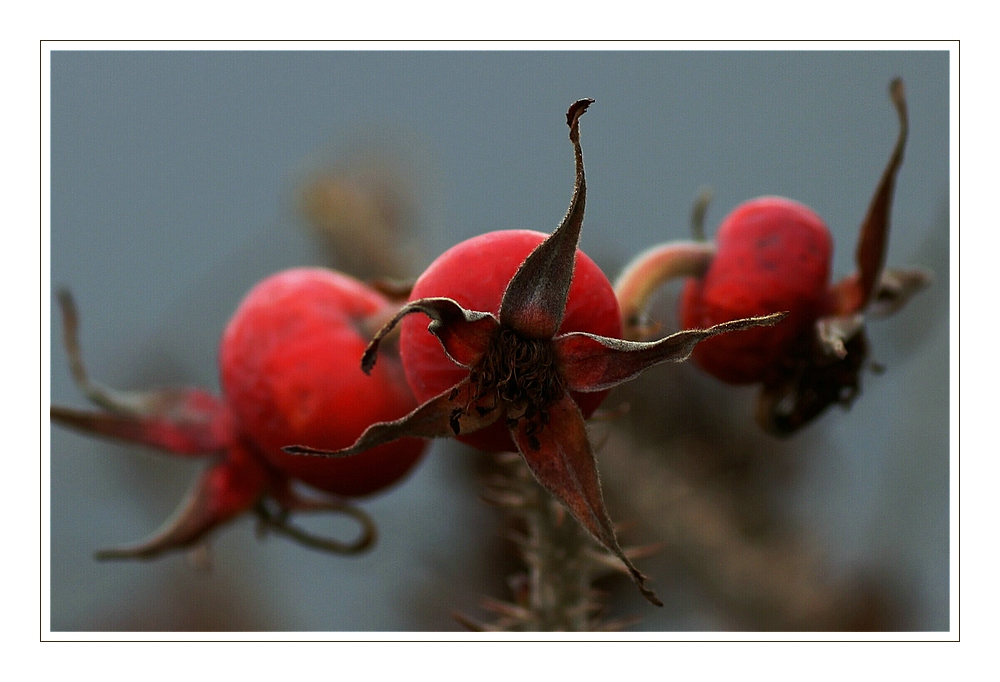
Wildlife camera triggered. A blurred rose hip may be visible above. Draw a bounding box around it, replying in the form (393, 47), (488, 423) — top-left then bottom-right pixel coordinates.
(51, 267), (428, 559)
(616, 78), (929, 435)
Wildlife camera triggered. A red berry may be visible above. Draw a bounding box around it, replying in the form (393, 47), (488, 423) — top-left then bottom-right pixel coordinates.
(220, 267), (427, 496)
(399, 230), (622, 452)
(679, 197), (832, 384)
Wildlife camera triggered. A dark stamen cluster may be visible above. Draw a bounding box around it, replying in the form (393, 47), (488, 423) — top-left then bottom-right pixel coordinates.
(453, 328), (563, 444)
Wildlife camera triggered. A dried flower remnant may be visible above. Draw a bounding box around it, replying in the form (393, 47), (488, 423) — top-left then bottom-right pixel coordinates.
(286, 99), (786, 606)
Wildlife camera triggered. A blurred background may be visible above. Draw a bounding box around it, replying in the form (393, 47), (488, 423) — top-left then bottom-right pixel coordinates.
(48, 49), (950, 632)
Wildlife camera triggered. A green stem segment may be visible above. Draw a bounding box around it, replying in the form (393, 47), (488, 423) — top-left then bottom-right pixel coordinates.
(614, 241), (716, 340)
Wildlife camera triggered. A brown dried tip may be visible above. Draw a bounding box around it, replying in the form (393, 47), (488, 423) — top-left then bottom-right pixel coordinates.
(854, 77), (909, 311)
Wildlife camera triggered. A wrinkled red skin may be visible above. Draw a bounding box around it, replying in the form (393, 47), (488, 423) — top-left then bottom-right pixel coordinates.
(221, 268), (426, 496)
(400, 230), (622, 452)
(679, 197), (832, 385)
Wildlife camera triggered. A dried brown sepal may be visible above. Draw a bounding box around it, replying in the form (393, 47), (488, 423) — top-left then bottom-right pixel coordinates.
(52, 289), (233, 454)
(95, 450), (266, 560)
(556, 312), (788, 392)
(510, 393), (662, 606)
(852, 77), (909, 313)
(498, 99), (592, 339)
(286, 99), (798, 606)
(284, 377), (503, 458)
(51, 403), (230, 456)
(867, 267), (932, 318)
(361, 297), (499, 374)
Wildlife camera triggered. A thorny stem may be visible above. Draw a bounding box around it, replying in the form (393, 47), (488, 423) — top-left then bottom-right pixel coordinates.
(462, 451), (646, 631)
(613, 241), (716, 340)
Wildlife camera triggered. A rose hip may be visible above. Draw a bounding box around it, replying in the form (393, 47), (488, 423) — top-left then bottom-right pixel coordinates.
(399, 230), (622, 452)
(51, 267), (428, 558)
(221, 267), (426, 496)
(678, 197), (832, 385)
(615, 79), (928, 435)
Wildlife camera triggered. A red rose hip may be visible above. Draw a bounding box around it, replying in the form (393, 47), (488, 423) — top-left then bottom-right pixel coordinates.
(399, 230), (622, 452)
(679, 197), (832, 384)
(221, 267), (427, 496)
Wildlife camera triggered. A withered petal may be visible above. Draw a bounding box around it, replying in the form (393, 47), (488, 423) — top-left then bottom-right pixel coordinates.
(555, 312), (788, 392)
(94, 446), (267, 560)
(284, 377), (504, 458)
(361, 297), (499, 373)
(498, 98), (593, 339)
(853, 77), (909, 312)
(510, 392), (662, 606)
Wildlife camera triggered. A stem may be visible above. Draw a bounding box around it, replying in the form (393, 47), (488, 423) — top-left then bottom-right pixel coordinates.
(613, 241), (716, 340)
(463, 451), (643, 631)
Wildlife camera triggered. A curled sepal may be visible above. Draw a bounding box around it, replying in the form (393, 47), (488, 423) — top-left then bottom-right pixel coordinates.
(848, 77), (910, 314)
(510, 393), (662, 607)
(51, 400), (231, 456)
(556, 312), (788, 392)
(53, 288), (233, 454)
(867, 267), (933, 318)
(816, 314), (866, 360)
(362, 297), (499, 374)
(498, 98), (593, 339)
(95, 444), (267, 560)
(253, 496), (376, 555)
(284, 377), (504, 458)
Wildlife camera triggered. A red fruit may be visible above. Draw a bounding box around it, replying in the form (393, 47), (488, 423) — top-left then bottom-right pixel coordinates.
(220, 267), (426, 496)
(399, 230), (622, 452)
(679, 197), (832, 384)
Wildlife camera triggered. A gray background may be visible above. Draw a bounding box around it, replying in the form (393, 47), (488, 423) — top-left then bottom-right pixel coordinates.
(49, 50), (950, 631)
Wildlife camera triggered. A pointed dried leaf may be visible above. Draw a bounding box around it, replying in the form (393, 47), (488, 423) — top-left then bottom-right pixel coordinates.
(816, 313), (866, 359)
(510, 392), (662, 606)
(51, 397), (231, 456)
(556, 312), (788, 392)
(361, 297), (498, 373)
(854, 77), (909, 311)
(498, 99), (593, 338)
(867, 267), (932, 318)
(284, 378), (503, 458)
(95, 448), (266, 560)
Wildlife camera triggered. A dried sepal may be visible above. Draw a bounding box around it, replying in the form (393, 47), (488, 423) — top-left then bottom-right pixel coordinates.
(52, 288), (232, 454)
(853, 77), (909, 311)
(498, 99), (592, 339)
(510, 393), (662, 607)
(556, 312), (788, 392)
(362, 297), (499, 373)
(867, 267), (933, 318)
(285, 98), (796, 607)
(815, 314), (866, 360)
(95, 445), (267, 560)
(284, 377), (502, 458)
(51, 403), (230, 456)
